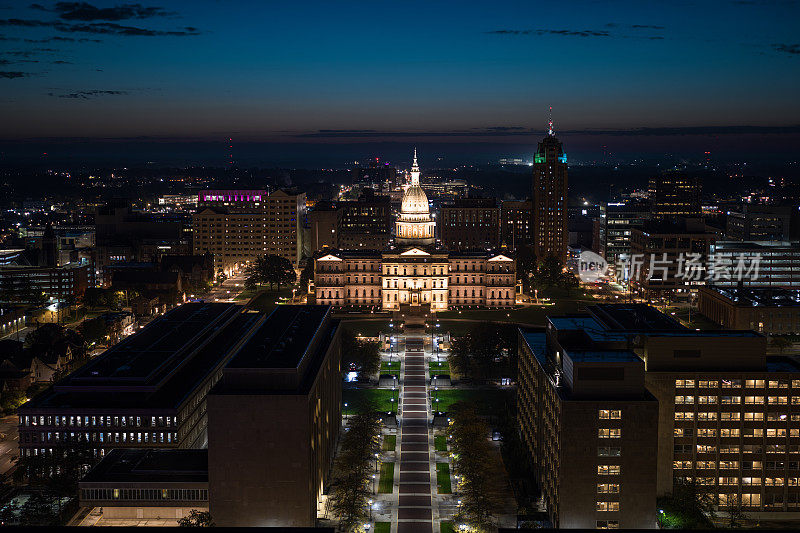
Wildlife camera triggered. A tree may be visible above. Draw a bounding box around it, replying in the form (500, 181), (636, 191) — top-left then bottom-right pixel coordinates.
(448, 323), (516, 382)
(79, 316), (109, 345)
(449, 403), (505, 532)
(299, 258), (315, 295)
(178, 510), (215, 527)
(328, 408), (381, 531)
(341, 328), (380, 377)
(245, 254), (296, 291)
(18, 491), (59, 526)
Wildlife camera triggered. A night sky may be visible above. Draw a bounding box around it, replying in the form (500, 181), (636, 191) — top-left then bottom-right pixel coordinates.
(1, 1), (799, 155)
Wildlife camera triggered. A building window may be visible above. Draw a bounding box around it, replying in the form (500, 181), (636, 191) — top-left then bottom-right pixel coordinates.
(596, 520), (619, 529)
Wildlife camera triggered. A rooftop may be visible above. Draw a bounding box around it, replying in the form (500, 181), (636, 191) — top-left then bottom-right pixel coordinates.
(80, 449), (208, 485)
(228, 306), (330, 369)
(24, 304), (260, 410)
(709, 287), (800, 307)
(566, 350), (642, 363)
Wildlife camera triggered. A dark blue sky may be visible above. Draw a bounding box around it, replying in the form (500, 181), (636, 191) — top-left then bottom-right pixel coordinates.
(1, 0), (799, 143)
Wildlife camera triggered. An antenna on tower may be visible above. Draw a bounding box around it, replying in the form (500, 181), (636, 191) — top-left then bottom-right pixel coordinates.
(227, 137), (234, 168)
(548, 106), (554, 136)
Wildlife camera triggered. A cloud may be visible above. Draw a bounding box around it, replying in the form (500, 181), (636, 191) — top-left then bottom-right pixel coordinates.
(0, 17), (200, 37)
(24, 35), (102, 42)
(47, 89), (127, 98)
(51, 59), (71, 63)
(773, 43), (800, 55)
(0, 70), (30, 78)
(30, 2), (175, 21)
(295, 125), (800, 139)
(485, 29), (611, 37)
(631, 24), (665, 30)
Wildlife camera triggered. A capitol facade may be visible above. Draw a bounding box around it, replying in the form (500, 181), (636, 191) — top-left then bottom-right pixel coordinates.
(314, 150), (516, 311)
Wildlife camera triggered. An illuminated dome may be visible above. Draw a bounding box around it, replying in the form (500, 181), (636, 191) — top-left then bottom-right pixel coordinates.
(401, 183), (429, 215)
(396, 148), (435, 246)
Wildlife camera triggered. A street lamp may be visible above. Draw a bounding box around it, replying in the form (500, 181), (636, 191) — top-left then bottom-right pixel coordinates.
(374, 453), (379, 473)
(372, 473), (376, 493)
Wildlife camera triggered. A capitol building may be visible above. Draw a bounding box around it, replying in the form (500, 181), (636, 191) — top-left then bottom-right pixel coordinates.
(314, 150), (516, 311)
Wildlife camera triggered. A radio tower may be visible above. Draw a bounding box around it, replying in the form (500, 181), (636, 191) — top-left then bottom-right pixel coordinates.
(227, 137), (234, 168)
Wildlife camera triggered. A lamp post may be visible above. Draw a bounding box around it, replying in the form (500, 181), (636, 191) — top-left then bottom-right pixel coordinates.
(372, 473), (376, 493)
(374, 453), (379, 473)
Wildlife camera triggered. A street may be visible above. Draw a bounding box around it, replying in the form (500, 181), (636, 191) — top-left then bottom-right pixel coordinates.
(206, 272), (248, 303)
(0, 415), (19, 478)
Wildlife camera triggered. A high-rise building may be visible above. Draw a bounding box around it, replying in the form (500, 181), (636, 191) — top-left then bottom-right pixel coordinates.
(338, 189), (391, 250)
(308, 201), (341, 253)
(500, 200), (532, 248)
(629, 218), (716, 296)
(517, 316), (658, 528)
(726, 204), (796, 241)
(649, 172), (702, 218)
(193, 189), (307, 275)
(439, 198), (500, 250)
(523, 304), (800, 518)
(532, 116), (568, 261)
(207, 306), (341, 527)
(604, 201), (650, 267)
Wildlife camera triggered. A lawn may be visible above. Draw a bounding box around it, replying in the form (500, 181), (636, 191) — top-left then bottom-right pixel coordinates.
(382, 435), (396, 452)
(374, 522), (391, 533)
(430, 388), (509, 415)
(440, 522), (455, 533)
(434, 435), (448, 452)
(429, 361), (450, 374)
(436, 463), (452, 494)
(245, 287), (295, 313)
(343, 388), (398, 415)
(378, 462), (395, 493)
(380, 361), (400, 378)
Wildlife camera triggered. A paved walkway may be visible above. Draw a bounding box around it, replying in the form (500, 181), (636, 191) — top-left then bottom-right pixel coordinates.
(396, 337), (435, 533)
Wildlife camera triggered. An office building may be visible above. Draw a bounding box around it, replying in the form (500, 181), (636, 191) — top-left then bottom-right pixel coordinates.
(501, 200), (531, 248)
(95, 199), (190, 285)
(338, 189), (391, 250)
(439, 198), (500, 250)
(649, 172), (702, 218)
(517, 317), (658, 528)
(629, 219), (716, 297)
(528, 304), (800, 518)
(314, 150), (516, 310)
(532, 119), (568, 261)
(604, 201), (650, 268)
(208, 306), (341, 527)
(18, 303), (260, 457)
(0, 262), (91, 304)
(193, 189), (307, 275)
(726, 205), (795, 241)
(308, 201), (341, 253)
(698, 286), (800, 334)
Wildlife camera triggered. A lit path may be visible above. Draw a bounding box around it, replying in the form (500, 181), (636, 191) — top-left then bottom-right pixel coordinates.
(396, 336), (435, 533)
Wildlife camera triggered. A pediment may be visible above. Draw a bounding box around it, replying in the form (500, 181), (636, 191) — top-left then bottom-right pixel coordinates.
(400, 248), (430, 256)
(488, 254), (513, 262)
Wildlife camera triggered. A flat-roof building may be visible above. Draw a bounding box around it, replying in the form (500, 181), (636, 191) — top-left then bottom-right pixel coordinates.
(79, 448), (209, 522)
(207, 305), (342, 527)
(18, 303), (261, 458)
(698, 286), (800, 335)
(528, 304), (800, 519)
(518, 319), (658, 528)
